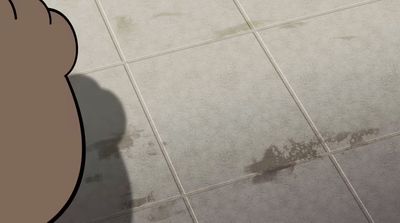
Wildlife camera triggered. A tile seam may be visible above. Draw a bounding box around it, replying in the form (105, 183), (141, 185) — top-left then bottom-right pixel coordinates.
(232, 0), (375, 222)
(91, 130), (400, 222)
(93, 1), (199, 223)
(76, 0), (381, 75)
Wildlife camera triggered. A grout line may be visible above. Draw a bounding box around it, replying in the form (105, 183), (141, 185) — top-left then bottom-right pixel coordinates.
(84, 0), (386, 222)
(94, 1), (199, 223)
(76, 0), (381, 76)
(72, 62), (125, 75)
(332, 130), (400, 153)
(126, 30), (252, 63)
(92, 129), (400, 222)
(232, 0), (375, 222)
(257, 0), (382, 32)
(90, 195), (183, 223)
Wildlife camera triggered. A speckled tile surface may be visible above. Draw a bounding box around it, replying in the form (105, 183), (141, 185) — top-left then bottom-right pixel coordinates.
(336, 136), (400, 223)
(57, 67), (179, 222)
(130, 34), (322, 191)
(44, 0), (121, 72)
(190, 157), (366, 223)
(259, 0), (400, 150)
(42, 0), (400, 222)
(100, 0), (247, 59)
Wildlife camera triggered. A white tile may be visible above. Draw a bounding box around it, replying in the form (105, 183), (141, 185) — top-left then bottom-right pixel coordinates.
(57, 67), (179, 222)
(44, 0), (121, 72)
(260, 1), (400, 150)
(240, 0), (372, 28)
(130, 34), (322, 191)
(100, 0), (248, 59)
(336, 136), (400, 223)
(190, 157), (367, 223)
(97, 199), (193, 223)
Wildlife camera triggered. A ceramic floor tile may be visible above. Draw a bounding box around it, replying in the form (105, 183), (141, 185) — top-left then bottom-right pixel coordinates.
(259, 1), (400, 150)
(44, 0), (121, 72)
(97, 199), (193, 223)
(335, 136), (400, 223)
(56, 67), (179, 222)
(239, 0), (369, 28)
(100, 0), (247, 59)
(190, 157), (366, 223)
(130, 34), (323, 191)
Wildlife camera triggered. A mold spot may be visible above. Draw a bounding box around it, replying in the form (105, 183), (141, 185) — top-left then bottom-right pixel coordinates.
(116, 16), (135, 33)
(152, 12), (183, 18)
(84, 174), (103, 184)
(123, 191), (155, 209)
(280, 21), (306, 29)
(147, 200), (185, 222)
(245, 139), (320, 184)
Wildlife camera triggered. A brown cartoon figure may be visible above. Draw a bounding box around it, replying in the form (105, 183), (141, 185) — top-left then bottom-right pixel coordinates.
(0, 1), (84, 222)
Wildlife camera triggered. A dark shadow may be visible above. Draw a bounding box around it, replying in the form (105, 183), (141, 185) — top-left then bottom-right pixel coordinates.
(57, 74), (132, 223)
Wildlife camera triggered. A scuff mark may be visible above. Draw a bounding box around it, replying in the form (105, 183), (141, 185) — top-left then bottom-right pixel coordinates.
(152, 12), (184, 18)
(147, 200), (185, 222)
(279, 21), (306, 29)
(87, 129), (143, 160)
(214, 20), (267, 38)
(122, 191), (155, 209)
(84, 174), (103, 184)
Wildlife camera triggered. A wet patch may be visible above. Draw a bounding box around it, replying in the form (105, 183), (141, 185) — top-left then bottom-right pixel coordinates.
(123, 191), (155, 209)
(152, 12), (183, 18)
(84, 174), (103, 184)
(214, 20), (267, 38)
(245, 128), (380, 184)
(279, 21), (306, 29)
(336, 35), (357, 41)
(323, 128), (379, 146)
(245, 139), (320, 184)
(116, 16), (135, 33)
(147, 200), (186, 222)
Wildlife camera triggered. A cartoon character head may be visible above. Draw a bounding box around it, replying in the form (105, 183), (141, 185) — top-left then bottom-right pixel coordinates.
(0, 1), (84, 222)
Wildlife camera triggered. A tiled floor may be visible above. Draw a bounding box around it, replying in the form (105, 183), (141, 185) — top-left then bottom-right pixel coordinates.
(45, 0), (400, 222)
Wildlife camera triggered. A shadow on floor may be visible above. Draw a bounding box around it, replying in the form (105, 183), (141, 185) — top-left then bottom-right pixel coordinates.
(57, 74), (132, 223)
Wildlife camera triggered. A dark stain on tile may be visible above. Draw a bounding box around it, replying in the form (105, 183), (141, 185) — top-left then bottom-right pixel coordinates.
(87, 129), (143, 160)
(323, 128), (379, 146)
(84, 174), (103, 184)
(245, 139), (320, 184)
(147, 200), (185, 222)
(336, 35), (357, 41)
(123, 191), (155, 209)
(246, 128), (380, 184)
(147, 151), (158, 156)
(152, 12), (184, 18)
(279, 21), (306, 29)
(116, 16), (135, 33)
(214, 20), (267, 38)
